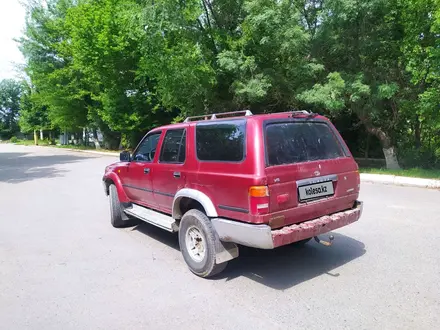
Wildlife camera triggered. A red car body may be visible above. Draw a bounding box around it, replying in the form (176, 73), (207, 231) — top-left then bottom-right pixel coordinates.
(103, 111), (363, 269)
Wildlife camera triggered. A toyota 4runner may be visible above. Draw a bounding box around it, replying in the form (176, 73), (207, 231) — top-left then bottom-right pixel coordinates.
(103, 110), (363, 277)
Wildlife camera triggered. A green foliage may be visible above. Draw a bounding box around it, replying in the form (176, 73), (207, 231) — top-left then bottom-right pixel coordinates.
(0, 79), (22, 139)
(298, 72), (346, 111)
(9, 136), (18, 143)
(15, 0), (440, 164)
(19, 0), (89, 131)
(18, 82), (50, 132)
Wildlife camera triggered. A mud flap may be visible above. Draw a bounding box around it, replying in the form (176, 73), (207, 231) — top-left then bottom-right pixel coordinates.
(215, 241), (239, 264)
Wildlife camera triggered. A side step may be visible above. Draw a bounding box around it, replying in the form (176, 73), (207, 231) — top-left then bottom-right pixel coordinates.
(124, 204), (178, 232)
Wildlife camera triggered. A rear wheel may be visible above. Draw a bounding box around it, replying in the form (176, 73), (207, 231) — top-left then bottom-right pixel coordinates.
(178, 209), (228, 278)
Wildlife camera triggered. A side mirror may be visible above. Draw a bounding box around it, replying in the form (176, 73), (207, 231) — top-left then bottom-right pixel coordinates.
(120, 151), (131, 162)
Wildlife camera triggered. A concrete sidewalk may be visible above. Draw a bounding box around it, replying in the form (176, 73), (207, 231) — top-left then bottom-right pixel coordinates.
(360, 173), (440, 189)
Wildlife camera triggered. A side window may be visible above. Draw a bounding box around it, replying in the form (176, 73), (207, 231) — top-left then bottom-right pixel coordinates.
(196, 120), (246, 162)
(159, 129), (186, 163)
(133, 132), (161, 162)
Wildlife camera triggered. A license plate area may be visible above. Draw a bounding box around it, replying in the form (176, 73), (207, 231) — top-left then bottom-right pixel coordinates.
(298, 181), (334, 202)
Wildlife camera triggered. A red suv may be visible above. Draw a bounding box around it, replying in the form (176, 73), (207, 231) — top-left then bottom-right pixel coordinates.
(103, 110), (363, 277)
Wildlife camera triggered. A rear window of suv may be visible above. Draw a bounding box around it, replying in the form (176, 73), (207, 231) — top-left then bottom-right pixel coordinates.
(196, 120), (246, 162)
(265, 121), (345, 166)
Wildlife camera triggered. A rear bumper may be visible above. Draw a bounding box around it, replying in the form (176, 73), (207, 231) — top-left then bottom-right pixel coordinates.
(211, 201), (363, 249)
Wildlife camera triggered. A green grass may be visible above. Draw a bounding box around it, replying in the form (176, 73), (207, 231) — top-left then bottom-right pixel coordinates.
(360, 168), (440, 180)
(56, 144), (96, 150)
(13, 139), (39, 146)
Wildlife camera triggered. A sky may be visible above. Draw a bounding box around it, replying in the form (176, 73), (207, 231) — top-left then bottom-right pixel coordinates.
(0, 0), (26, 81)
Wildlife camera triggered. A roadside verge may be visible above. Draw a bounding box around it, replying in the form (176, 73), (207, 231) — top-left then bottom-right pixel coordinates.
(360, 173), (440, 189)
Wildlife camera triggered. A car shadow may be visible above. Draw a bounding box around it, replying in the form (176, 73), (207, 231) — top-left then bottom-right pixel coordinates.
(219, 232), (366, 290)
(0, 152), (90, 184)
(132, 222), (180, 250)
(131, 222), (366, 290)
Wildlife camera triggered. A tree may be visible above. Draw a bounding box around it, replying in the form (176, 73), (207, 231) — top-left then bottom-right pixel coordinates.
(0, 79), (22, 139)
(297, 0), (417, 169)
(18, 82), (50, 134)
(66, 0), (178, 147)
(16, 0), (440, 166)
(19, 0), (89, 132)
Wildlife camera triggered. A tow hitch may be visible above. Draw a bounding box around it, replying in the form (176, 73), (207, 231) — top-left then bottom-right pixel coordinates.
(314, 235), (334, 247)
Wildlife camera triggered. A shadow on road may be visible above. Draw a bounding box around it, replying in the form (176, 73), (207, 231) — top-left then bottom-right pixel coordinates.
(132, 222), (366, 290)
(133, 222), (180, 250)
(220, 233), (366, 290)
(0, 152), (89, 184)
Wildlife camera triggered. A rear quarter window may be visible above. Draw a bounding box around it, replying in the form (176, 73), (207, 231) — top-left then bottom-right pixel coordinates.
(265, 121), (346, 166)
(196, 120), (246, 162)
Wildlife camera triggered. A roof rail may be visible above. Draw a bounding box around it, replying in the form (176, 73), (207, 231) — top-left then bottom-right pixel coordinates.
(183, 110), (253, 123)
(291, 110), (317, 117)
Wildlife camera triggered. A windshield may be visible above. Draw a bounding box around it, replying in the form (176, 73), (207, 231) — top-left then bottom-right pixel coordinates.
(265, 121), (345, 166)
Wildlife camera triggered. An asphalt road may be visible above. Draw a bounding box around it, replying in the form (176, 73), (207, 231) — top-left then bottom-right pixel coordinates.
(1, 144), (439, 330)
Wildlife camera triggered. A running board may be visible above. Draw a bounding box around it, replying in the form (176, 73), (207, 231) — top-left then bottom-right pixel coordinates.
(124, 204), (178, 232)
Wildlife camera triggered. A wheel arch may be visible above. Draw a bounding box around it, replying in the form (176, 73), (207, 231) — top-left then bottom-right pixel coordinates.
(103, 172), (130, 203)
(172, 188), (217, 219)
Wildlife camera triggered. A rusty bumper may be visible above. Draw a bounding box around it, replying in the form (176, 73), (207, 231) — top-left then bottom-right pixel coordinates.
(211, 201), (363, 249)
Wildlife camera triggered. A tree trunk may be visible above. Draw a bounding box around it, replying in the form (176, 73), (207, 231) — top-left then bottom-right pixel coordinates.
(382, 147), (400, 170)
(364, 134), (370, 158)
(93, 129), (101, 149)
(414, 115), (421, 149)
(33, 130), (38, 145)
(40, 129), (43, 140)
(366, 126), (401, 169)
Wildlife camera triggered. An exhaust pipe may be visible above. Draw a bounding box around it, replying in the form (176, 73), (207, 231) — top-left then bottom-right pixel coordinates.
(314, 235), (334, 247)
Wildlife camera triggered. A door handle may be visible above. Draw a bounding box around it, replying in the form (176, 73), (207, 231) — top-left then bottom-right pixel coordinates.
(173, 172), (181, 178)
(144, 168), (150, 174)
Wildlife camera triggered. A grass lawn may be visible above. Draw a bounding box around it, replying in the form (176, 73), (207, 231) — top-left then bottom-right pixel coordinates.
(360, 168), (440, 180)
(13, 139), (40, 146)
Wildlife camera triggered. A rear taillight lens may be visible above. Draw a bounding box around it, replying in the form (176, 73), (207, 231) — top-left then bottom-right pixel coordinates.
(249, 186), (270, 215)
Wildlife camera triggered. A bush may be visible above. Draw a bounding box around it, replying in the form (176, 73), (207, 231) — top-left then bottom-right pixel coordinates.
(9, 136), (18, 143)
(398, 147), (440, 169)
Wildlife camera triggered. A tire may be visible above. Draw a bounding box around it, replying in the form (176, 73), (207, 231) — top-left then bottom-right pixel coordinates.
(292, 237), (312, 247)
(109, 184), (138, 228)
(178, 209), (228, 278)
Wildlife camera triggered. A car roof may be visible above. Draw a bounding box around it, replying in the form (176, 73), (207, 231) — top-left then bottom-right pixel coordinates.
(150, 111), (329, 133)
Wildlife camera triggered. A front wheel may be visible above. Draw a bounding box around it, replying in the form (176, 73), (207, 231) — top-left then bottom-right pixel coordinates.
(178, 209), (228, 278)
(109, 184), (138, 228)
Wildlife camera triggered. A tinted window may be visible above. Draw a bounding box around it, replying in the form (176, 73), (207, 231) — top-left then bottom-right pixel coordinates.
(266, 122), (345, 166)
(196, 120), (246, 162)
(160, 129), (186, 163)
(133, 132), (161, 162)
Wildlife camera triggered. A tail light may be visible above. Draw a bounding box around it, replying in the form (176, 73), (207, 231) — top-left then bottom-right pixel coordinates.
(249, 186), (270, 215)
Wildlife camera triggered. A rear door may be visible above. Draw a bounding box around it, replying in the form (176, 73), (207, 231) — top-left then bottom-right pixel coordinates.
(152, 128), (187, 214)
(264, 118), (359, 224)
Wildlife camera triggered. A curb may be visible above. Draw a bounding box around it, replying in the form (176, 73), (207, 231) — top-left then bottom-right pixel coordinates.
(60, 148), (119, 157)
(360, 173), (440, 189)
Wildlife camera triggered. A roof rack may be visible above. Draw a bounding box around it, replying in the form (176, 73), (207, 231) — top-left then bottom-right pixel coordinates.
(290, 110), (317, 117)
(183, 110), (253, 123)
